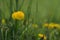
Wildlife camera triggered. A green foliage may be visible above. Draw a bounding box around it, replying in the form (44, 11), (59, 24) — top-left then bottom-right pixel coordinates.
(0, 0), (60, 40)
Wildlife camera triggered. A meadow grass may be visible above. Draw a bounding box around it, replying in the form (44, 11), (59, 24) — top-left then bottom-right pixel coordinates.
(0, 0), (60, 40)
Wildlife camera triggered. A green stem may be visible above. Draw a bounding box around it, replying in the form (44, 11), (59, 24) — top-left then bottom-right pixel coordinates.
(13, 30), (14, 40)
(19, 0), (25, 10)
(1, 28), (4, 40)
(5, 29), (8, 40)
(13, 20), (18, 40)
(20, 24), (31, 39)
(27, 0), (33, 20)
(16, 0), (18, 11)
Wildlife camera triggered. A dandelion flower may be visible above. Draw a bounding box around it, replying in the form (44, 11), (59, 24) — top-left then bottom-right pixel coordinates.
(32, 24), (38, 28)
(12, 11), (24, 20)
(43, 23), (60, 29)
(1, 18), (6, 24)
(48, 23), (55, 29)
(38, 34), (47, 40)
(44, 36), (47, 40)
(38, 34), (44, 38)
(54, 24), (60, 29)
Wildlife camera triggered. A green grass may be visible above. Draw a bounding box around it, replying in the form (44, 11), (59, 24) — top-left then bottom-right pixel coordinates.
(0, 0), (60, 40)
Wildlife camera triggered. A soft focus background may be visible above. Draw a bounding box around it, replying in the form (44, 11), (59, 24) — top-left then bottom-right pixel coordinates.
(0, 0), (60, 40)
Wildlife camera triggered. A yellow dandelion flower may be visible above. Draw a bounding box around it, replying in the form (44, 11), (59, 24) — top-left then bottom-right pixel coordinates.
(2, 18), (6, 24)
(12, 11), (24, 20)
(43, 23), (60, 29)
(38, 34), (47, 40)
(38, 34), (44, 38)
(54, 24), (60, 29)
(48, 23), (55, 29)
(32, 24), (38, 28)
(44, 36), (47, 40)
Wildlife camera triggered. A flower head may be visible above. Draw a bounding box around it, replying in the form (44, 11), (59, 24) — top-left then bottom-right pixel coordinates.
(38, 34), (44, 38)
(54, 24), (60, 29)
(38, 34), (47, 40)
(32, 24), (38, 28)
(1, 18), (6, 24)
(48, 23), (55, 29)
(12, 11), (24, 20)
(43, 23), (58, 29)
